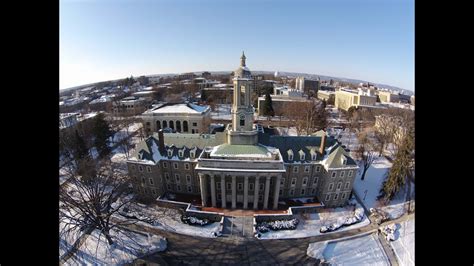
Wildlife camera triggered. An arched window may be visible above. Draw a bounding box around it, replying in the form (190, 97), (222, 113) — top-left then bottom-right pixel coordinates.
(162, 120), (168, 128)
(156, 120), (161, 130)
(183, 121), (188, 132)
(176, 121), (181, 132)
(169, 121), (174, 130)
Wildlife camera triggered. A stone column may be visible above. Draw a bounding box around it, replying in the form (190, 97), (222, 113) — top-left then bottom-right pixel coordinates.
(220, 175), (226, 208)
(273, 175), (282, 210)
(243, 176), (249, 209)
(199, 173), (207, 207)
(210, 175), (216, 207)
(232, 175), (237, 209)
(253, 176), (260, 209)
(263, 176), (271, 209)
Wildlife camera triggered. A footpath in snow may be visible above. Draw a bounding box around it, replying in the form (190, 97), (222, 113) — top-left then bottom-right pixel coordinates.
(307, 233), (390, 265)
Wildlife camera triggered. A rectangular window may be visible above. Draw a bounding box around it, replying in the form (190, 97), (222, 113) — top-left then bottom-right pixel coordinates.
(179, 151), (184, 157)
(313, 177), (319, 187)
(331, 172), (336, 178)
(279, 189), (283, 195)
(340, 171), (345, 178)
(249, 183), (254, 191)
(342, 193), (347, 200)
(258, 194), (263, 201)
(280, 178), (285, 186)
(149, 178), (154, 185)
(259, 183), (264, 191)
(138, 166), (143, 172)
(217, 182), (221, 190)
(163, 162), (168, 168)
(302, 177), (308, 186)
(348, 170), (353, 177)
(227, 182), (232, 190)
(337, 183), (342, 190)
(316, 166), (321, 172)
(334, 193), (339, 200)
(131, 165), (136, 170)
(238, 183), (243, 191)
(167, 184), (171, 190)
(173, 163), (178, 169)
(329, 183), (334, 190)
(301, 189), (305, 195)
(177, 185), (181, 191)
(217, 193), (221, 200)
(175, 174), (180, 183)
(147, 166), (152, 173)
(184, 175), (190, 184)
(184, 163), (190, 170)
(165, 173), (170, 181)
(290, 189), (295, 196)
(344, 182), (350, 189)
(192, 122), (197, 126)
(293, 166), (299, 173)
(325, 194), (331, 201)
(304, 166), (310, 173)
(152, 189), (156, 195)
(187, 186), (192, 192)
(291, 178), (296, 186)
(311, 188), (316, 194)
(240, 118), (245, 126)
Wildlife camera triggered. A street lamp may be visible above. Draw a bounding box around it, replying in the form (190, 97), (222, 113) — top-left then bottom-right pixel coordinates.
(363, 189), (368, 201)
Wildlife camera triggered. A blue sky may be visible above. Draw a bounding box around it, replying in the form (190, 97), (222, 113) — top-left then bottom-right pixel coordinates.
(60, 0), (414, 91)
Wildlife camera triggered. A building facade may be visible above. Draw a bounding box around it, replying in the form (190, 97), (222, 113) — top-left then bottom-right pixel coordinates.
(112, 96), (147, 116)
(141, 103), (211, 135)
(127, 53), (359, 209)
(335, 88), (377, 111)
(295, 76), (320, 95)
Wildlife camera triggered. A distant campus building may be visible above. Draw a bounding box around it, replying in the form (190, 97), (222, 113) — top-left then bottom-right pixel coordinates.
(127, 53), (359, 209)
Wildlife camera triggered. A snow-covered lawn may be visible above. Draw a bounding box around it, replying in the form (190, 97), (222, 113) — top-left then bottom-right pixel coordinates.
(353, 156), (413, 219)
(307, 234), (389, 265)
(210, 104), (232, 120)
(390, 218), (415, 266)
(117, 202), (222, 239)
(110, 122), (142, 144)
(61, 228), (166, 265)
(258, 199), (370, 239)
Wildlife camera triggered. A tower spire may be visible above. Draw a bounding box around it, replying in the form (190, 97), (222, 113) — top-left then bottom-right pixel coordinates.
(240, 51), (246, 67)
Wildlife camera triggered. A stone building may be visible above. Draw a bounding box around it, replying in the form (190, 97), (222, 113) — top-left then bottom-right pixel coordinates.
(127, 53), (359, 209)
(335, 88), (377, 111)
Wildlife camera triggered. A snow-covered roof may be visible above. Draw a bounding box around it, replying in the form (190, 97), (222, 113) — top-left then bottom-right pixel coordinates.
(145, 103), (210, 114)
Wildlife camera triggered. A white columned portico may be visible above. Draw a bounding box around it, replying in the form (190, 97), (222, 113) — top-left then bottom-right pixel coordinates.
(243, 176), (249, 209)
(210, 175), (217, 207)
(263, 176), (271, 209)
(253, 176), (260, 209)
(199, 173), (207, 207)
(273, 175), (282, 210)
(220, 175), (226, 208)
(231, 175), (237, 209)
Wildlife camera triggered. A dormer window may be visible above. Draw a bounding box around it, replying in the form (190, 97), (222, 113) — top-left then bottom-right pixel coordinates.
(300, 153), (305, 161)
(311, 152), (317, 161)
(342, 156), (347, 165)
(179, 149), (184, 158)
(288, 149), (294, 161)
(190, 150), (195, 158)
(167, 149), (173, 157)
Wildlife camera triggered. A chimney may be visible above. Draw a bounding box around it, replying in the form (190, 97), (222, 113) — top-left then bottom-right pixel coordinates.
(319, 130), (326, 155)
(158, 129), (165, 154)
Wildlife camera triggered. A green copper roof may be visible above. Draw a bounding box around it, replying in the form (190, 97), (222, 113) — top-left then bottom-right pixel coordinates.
(211, 144), (272, 158)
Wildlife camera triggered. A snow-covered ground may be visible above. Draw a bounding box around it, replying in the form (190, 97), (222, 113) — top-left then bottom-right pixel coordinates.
(353, 156), (414, 219)
(117, 202), (222, 239)
(307, 234), (390, 265)
(390, 218), (415, 266)
(258, 199), (370, 239)
(110, 122), (142, 144)
(61, 227), (166, 265)
(210, 104), (232, 120)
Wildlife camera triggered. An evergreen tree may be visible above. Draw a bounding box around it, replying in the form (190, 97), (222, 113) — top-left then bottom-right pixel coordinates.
(92, 113), (112, 158)
(378, 125), (414, 203)
(73, 129), (89, 160)
(262, 92), (274, 116)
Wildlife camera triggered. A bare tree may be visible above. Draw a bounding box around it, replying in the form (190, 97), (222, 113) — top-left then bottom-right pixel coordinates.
(60, 159), (135, 246)
(355, 129), (377, 180)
